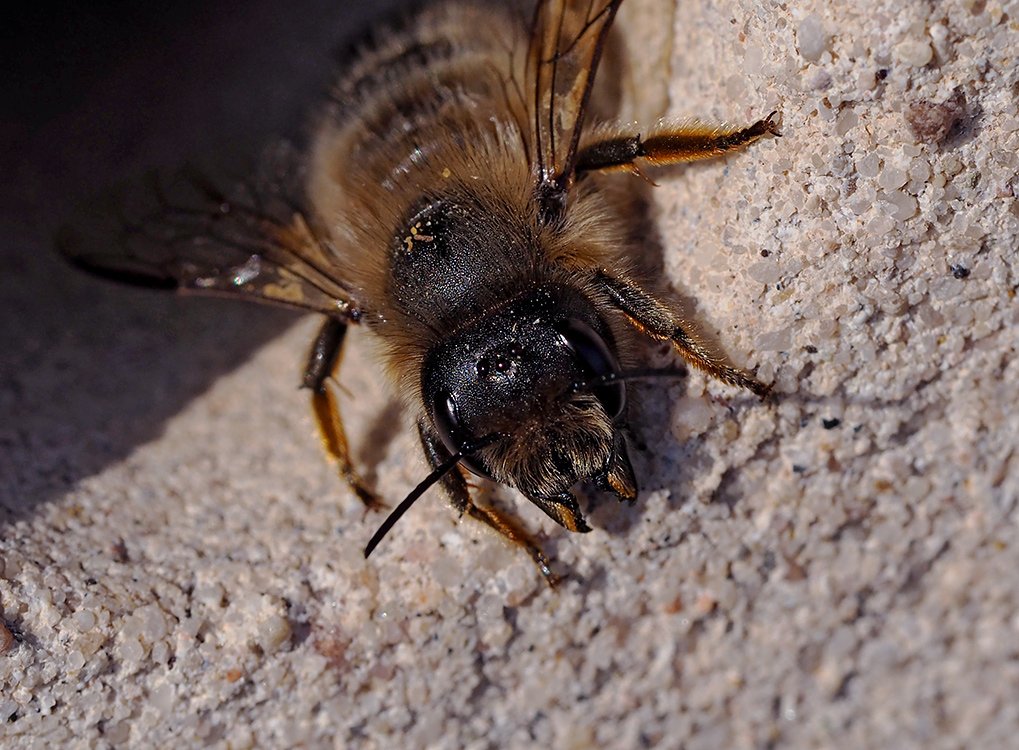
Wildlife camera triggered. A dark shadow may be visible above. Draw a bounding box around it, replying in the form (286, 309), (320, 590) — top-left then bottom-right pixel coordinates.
(356, 400), (407, 489)
(0, 0), (413, 525)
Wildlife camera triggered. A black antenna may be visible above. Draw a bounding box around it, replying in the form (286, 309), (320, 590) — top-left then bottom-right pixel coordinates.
(568, 366), (688, 395)
(363, 433), (502, 559)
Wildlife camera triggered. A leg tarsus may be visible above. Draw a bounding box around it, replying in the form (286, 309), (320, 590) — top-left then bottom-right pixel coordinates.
(310, 387), (384, 510)
(463, 502), (559, 586)
(756, 110), (782, 138)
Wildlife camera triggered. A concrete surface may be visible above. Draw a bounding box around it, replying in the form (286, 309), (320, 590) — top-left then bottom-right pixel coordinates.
(3, 0), (1018, 747)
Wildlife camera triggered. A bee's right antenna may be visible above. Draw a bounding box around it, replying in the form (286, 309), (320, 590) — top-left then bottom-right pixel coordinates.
(363, 433), (503, 559)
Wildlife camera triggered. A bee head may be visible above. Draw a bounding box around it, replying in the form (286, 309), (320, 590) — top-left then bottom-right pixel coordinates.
(421, 285), (629, 504)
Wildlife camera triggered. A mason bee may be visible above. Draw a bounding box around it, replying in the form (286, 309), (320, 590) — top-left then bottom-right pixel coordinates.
(63, 0), (780, 583)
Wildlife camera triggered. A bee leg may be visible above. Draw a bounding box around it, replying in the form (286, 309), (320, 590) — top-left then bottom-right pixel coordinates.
(417, 422), (559, 586)
(575, 111), (781, 173)
(304, 317), (382, 509)
(594, 271), (771, 398)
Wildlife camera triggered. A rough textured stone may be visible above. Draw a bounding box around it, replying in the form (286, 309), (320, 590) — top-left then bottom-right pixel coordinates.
(3, 0), (1017, 747)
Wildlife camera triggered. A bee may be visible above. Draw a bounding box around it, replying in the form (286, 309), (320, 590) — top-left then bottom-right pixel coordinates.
(62, 0), (780, 584)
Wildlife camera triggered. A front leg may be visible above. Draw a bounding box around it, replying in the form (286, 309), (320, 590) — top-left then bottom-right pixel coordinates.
(417, 422), (558, 586)
(594, 271), (770, 398)
(304, 317), (381, 508)
(576, 111), (780, 174)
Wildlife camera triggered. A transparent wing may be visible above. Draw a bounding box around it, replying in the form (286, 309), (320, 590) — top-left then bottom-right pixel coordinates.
(59, 143), (360, 318)
(526, 0), (623, 210)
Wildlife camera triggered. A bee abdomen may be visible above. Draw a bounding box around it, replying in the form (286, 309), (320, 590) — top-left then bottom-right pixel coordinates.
(319, 4), (518, 189)
(330, 37), (458, 125)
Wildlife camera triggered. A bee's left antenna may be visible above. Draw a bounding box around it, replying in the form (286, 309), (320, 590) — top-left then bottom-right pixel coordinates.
(363, 433), (502, 559)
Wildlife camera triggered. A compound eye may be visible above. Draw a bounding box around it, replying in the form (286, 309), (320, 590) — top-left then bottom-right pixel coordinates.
(431, 391), (494, 479)
(559, 319), (626, 419)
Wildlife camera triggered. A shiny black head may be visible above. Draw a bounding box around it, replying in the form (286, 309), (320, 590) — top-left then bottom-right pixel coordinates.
(421, 284), (631, 510)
